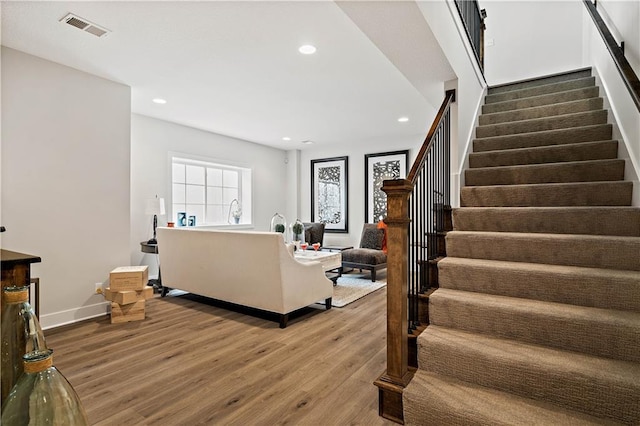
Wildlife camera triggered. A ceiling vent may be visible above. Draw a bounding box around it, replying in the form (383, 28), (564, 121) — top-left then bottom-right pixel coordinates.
(60, 13), (110, 38)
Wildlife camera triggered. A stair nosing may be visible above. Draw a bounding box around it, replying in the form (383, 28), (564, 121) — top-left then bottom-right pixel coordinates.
(466, 158), (623, 173)
(470, 139), (617, 158)
(476, 109), (607, 131)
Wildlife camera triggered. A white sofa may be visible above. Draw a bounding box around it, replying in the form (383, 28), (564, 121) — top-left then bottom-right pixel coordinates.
(156, 227), (333, 327)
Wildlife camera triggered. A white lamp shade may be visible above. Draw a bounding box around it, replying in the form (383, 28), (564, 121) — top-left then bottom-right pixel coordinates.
(145, 197), (166, 216)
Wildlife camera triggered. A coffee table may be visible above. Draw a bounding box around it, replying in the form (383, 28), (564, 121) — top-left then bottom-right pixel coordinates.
(294, 250), (342, 284)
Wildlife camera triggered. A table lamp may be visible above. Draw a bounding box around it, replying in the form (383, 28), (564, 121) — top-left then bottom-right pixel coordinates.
(145, 196), (166, 244)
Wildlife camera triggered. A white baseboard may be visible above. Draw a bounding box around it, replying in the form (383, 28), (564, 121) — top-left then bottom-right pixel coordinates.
(40, 301), (109, 330)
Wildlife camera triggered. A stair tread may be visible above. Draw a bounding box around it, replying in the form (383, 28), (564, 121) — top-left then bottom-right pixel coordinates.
(465, 158), (624, 186)
(460, 180), (632, 207)
(430, 288), (640, 362)
(438, 256), (640, 312)
(476, 110), (607, 138)
(418, 326), (640, 423)
(445, 231), (640, 271)
(404, 370), (623, 426)
(488, 68), (592, 94)
(452, 206), (640, 236)
(483, 86), (600, 114)
(469, 140), (618, 168)
(485, 76), (596, 104)
(473, 124), (612, 152)
(480, 97), (603, 126)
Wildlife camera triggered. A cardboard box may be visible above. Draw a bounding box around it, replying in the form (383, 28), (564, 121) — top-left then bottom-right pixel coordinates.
(104, 286), (154, 304)
(110, 266), (148, 291)
(110, 300), (146, 324)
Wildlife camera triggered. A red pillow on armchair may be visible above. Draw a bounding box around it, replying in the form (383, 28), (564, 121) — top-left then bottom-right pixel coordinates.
(377, 220), (388, 254)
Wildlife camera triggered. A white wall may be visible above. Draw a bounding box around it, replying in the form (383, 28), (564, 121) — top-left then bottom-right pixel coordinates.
(418, 0), (487, 205)
(130, 114), (288, 273)
(597, 0), (640, 77)
(1, 47), (131, 329)
(299, 141), (417, 249)
(582, 4), (640, 206)
(482, 0), (585, 86)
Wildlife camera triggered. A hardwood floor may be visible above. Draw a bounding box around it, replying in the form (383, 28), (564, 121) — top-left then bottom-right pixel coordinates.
(45, 286), (395, 425)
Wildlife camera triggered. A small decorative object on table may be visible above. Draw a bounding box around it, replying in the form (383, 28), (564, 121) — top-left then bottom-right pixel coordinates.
(177, 212), (187, 227)
(188, 215), (196, 226)
(228, 199), (242, 224)
(270, 213), (287, 239)
(290, 219), (305, 245)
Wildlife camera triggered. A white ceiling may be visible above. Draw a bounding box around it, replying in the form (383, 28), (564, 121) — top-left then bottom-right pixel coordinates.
(1, 1), (455, 151)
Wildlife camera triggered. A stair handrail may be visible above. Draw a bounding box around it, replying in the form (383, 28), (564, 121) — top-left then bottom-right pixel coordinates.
(375, 90), (455, 423)
(583, 0), (640, 111)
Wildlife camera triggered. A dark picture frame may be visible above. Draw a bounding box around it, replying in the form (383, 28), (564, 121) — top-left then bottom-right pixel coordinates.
(311, 156), (349, 233)
(365, 150), (409, 223)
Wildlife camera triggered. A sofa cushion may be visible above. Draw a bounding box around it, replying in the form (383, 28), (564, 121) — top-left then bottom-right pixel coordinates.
(342, 248), (387, 265)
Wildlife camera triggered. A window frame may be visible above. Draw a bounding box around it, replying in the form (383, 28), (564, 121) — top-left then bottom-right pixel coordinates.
(169, 153), (252, 228)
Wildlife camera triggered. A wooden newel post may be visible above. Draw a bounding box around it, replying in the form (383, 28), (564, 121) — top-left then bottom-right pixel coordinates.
(374, 178), (413, 423)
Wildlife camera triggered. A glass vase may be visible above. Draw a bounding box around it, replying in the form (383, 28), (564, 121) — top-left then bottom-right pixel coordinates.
(1, 286), (48, 405)
(290, 219), (305, 244)
(1, 349), (89, 426)
(270, 213), (287, 239)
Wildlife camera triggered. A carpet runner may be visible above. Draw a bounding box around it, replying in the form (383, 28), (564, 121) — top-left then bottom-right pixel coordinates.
(402, 68), (640, 425)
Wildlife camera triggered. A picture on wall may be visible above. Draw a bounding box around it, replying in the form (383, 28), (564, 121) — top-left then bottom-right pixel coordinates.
(311, 156), (349, 233)
(365, 150), (409, 223)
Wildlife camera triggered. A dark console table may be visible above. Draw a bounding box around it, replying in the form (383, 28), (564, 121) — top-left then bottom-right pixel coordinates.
(1, 249), (41, 315)
(140, 241), (169, 296)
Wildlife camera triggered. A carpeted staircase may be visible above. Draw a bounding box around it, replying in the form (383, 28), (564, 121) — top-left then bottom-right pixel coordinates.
(403, 68), (640, 425)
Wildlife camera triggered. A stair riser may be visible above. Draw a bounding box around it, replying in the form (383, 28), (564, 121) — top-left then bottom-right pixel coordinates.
(460, 181), (632, 207)
(445, 232), (640, 271)
(465, 159), (625, 186)
(438, 257), (640, 311)
(479, 97), (603, 126)
(485, 77), (596, 104)
(452, 207), (640, 236)
(476, 110), (607, 138)
(474, 125), (612, 152)
(418, 329), (640, 423)
(488, 69), (592, 95)
(429, 291), (640, 362)
(469, 141), (618, 168)
(483, 87), (600, 114)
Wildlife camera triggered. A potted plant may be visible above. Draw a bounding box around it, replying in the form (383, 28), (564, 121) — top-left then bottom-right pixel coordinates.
(274, 223), (285, 233)
(291, 220), (304, 242)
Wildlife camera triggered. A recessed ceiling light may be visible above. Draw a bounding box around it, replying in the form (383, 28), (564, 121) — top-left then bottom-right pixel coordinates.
(298, 45), (317, 55)
(301, 140), (314, 145)
(398, 117), (409, 122)
(282, 137), (291, 141)
(152, 98), (167, 104)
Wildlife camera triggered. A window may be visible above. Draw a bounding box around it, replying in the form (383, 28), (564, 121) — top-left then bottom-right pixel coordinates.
(171, 156), (251, 226)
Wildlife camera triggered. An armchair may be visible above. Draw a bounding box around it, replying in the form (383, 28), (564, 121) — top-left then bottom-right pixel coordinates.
(303, 222), (325, 246)
(341, 224), (387, 282)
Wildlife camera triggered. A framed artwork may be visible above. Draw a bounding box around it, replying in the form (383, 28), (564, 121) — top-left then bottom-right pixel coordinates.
(311, 156), (349, 233)
(365, 150), (409, 223)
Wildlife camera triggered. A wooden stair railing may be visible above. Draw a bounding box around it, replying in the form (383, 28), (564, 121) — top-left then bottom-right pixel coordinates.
(374, 90), (455, 424)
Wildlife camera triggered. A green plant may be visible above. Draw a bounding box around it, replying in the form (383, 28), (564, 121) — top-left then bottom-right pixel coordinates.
(292, 222), (304, 236)
(275, 224), (285, 233)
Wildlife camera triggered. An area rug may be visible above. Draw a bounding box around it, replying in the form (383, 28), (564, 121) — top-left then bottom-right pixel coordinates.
(331, 272), (387, 308)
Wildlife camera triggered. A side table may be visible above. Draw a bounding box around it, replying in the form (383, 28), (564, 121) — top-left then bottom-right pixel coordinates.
(140, 242), (169, 296)
(1, 249), (41, 316)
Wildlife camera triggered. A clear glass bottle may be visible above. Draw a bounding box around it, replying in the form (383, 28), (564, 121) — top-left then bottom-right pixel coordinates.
(1, 286), (48, 405)
(1, 349), (89, 426)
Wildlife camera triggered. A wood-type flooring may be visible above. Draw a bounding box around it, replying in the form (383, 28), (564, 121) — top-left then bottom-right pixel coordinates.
(45, 286), (393, 425)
